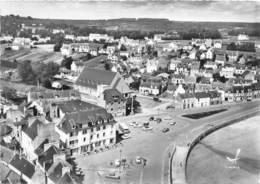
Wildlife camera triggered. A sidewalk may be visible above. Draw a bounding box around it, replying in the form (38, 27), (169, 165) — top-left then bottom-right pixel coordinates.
(171, 146), (188, 184)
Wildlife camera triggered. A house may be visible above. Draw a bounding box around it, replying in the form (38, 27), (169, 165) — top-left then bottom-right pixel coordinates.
(171, 74), (185, 84)
(65, 34), (75, 40)
(52, 100), (117, 155)
(89, 33), (113, 42)
(176, 93), (196, 109)
(204, 61), (218, 70)
(9, 154), (36, 184)
(70, 60), (85, 74)
(215, 54), (226, 66)
(98, 88), (126, 117)
(46, 153), (76, 184)
(74, 67), (131, 102)
(234, 66), (246, 75)
(175, 62), (189, 75)
(194, 92), (210, 107)
(60, 45), (72, 56)
(146, 58), (158, 73)
(243, 70), (256, 82)
(190, 62), (200, 77)
(19, 117), (59, 161)
(220, 65), (235, 79)
(169, 58), (181, 71)
(208, 91), (222, 105)
(139, 78), (161, 96)
(206, 48), (214, 60)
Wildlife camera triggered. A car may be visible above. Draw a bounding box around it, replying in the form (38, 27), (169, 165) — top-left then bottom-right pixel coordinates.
(135, 156), (142, 164)
(170, 122), (176, 126)
(162, 128), (169, 133)
(153, 97), (162, 102)
(114, 159), (121, 167)
(156, 118), (162, 123)
(129, 122), (137, 126)
(166, 105), (175, 109)
(149, 116), (154, 121)
(122, 134), (131, 140)
(105, 172), (120, 179)
(143, 126), (153, 131)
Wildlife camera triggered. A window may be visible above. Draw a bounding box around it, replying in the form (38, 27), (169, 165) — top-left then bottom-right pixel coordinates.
(97, 134), (99, 138)
(110, 138), (114, 144)
(91, 128), (93, 132)
(83, 129), (87, 134)
(97, 127), (100, 131)
(103, 125), (106, 130)
(111, 108), (113, 111)
(90, 135), (93, 140)
(83, 138), (86, 142)
(103, 132), (105, 137)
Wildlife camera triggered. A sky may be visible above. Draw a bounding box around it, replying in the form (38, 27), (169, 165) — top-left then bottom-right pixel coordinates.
(0, 1), (259, 22)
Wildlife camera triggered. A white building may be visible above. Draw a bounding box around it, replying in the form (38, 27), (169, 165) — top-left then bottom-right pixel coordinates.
(238, 34), (249, 41)
(146, 58), (159, 73)
(51, 100), (117, 156)
(220, 66), (235, 78)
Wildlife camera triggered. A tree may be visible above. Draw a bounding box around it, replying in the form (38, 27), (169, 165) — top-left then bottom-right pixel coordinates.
(104, 62), (111, 71)
(120, 44), (127, 51)
(126, 96), (141, 115)
(61, 56), (73, 69)
(17, 60), (36, 83)
(53, 42), (62, 52)
(1, 86), (17, 100)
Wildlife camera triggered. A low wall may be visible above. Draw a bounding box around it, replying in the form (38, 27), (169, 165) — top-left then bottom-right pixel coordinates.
(170, 109), (260, 184)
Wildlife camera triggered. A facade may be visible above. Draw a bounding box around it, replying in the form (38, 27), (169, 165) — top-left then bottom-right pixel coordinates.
(50, 100), (117, 156)
(99, 89), (126, 117)
(146, 58), (159, 73)
(74, 67), (131, 101)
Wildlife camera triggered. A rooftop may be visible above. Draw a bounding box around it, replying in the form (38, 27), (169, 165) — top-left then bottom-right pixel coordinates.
(9, 154), (35, 179)
(75, 67), (116, 89)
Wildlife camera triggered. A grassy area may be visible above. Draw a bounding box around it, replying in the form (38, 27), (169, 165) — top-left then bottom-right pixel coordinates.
(182, 109), (227, 119)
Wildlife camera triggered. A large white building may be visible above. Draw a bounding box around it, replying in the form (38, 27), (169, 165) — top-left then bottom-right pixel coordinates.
(50, 100), (117, 156)
(146, 58), (159, 73)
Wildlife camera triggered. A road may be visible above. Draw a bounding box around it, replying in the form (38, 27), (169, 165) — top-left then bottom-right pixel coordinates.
(75, 98), (260, 184)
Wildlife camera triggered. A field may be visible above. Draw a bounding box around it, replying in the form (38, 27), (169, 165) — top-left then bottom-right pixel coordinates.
(186, 115), (260, 184)
(1, 47), (63, 64)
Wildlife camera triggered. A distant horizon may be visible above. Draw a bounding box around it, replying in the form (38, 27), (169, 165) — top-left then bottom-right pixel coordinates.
(0, 1), (259, 23)
(2, 14), (260, 24)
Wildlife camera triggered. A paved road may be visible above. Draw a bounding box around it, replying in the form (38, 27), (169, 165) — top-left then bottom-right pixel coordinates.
(76, 99), (260, 184)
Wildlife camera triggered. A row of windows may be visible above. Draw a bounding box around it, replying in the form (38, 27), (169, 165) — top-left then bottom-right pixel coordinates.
(70, 125), (111, 137)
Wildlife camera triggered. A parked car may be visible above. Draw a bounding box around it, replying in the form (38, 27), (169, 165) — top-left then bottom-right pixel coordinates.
(114, 159), (121, 167)
(149, 116), (154, 121)
(162, 128), (169, 133)
(153, 97), (162, 102)
(105, 172), (120, 179)
(156, 118), (162, 123)
(166, 105), (175, 109)
(135, 156), (142, 164)
(170, 122), (176, 126)
(143, 126), (153, 131)
(122, 134), (131, 140)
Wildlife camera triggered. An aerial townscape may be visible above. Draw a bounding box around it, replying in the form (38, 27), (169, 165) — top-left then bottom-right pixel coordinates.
(0, 1), (260, 184)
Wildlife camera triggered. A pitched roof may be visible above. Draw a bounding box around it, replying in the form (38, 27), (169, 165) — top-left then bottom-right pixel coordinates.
(56, 172), (76, 184)
(75, 67), (116, 89)
(48, 160), (72, 183)
(22, 119), (43, 140)
(103, 88), (125, 103)
(194, 92), (210, 99)
(38, 145), (60, 171)
(58, 109), (114, 134)
(54, 99), (101, 114)
(9, 154), (35, 179)
(179, 93), (195, 99)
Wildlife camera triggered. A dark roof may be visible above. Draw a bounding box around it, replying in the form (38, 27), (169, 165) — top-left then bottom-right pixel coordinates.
(0, 60), (17, 70)
(34, 139), (49, 156)
(194, 92), (210, 99)
(22, 119), (43, 140)
(75, 67), (116, 89)
(0, 124), (12, 137)
(58, 109), (114, 134)
(207, 91), (221, 98)
(54, 99), (101, 114)
(103, 88), (125, 103)
(9, 154), (35, 179)
(179, 93), (195, 99)
(29, 90), (80, 101)
(48, 163), (63, 183)
(38, 145), (60, 171)
(56, 172), (76, 184)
